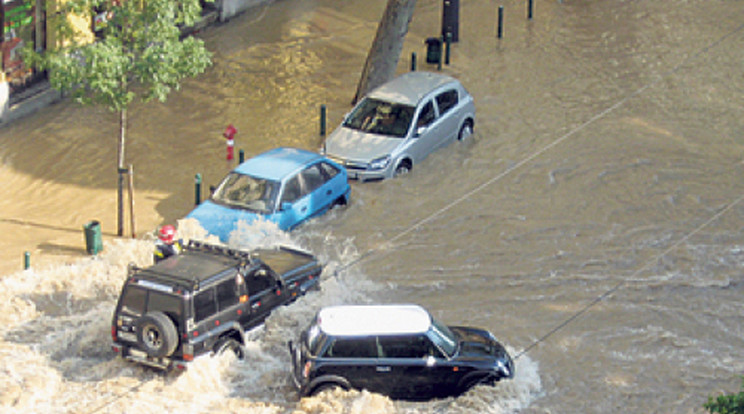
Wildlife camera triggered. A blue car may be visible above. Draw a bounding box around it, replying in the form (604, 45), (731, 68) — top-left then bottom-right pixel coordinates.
(187, 147), (351, 241)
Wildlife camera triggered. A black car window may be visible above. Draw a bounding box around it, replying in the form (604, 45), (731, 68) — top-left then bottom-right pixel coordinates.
(147, 291), (183, 321)
(378, 335), (436, 358)
(300, 164), (325, 194)
(120, 285), (147, 316)
(435, 89), (458, 115)
(319, 161), (340, 179)
(246, 266), (275, 295)
(216, 279), (239, 310)
(416, 101), (436, 128)
(327, 337), (378, 358)
(281, 176), (302, 204)
(193, 288), (216, 323)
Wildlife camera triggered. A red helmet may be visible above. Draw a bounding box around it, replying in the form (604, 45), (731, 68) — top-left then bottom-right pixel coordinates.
(158, 225), (176, 243)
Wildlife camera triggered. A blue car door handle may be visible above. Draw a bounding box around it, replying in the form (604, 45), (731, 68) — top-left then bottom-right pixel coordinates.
(376, 366), (391, 372)
(326, 189), (332, 195)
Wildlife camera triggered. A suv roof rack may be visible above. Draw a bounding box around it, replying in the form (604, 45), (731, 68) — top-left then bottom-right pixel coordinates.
(126, 241), (259, 291)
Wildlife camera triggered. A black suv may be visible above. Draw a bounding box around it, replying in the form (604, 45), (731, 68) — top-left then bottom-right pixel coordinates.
(111, 240), (322, 370)
(289, 304), (514, 400)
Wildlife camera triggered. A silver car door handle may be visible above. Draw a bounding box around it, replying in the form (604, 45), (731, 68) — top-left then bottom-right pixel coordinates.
(376, 366), (391, 372)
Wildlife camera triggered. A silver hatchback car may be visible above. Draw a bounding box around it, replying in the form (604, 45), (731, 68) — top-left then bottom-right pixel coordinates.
(322, 71), (475, 181)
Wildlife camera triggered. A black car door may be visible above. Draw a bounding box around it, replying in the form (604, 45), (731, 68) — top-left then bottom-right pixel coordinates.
(378, 334), (453, 399)
(243, 265), (284, 327)
(322, 336), (389, 395)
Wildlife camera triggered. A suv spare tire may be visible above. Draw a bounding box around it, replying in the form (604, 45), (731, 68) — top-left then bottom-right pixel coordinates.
(136, 311), (178, 358)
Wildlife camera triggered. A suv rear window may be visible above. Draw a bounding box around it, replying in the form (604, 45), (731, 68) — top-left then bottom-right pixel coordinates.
(120, 285), (183, 320)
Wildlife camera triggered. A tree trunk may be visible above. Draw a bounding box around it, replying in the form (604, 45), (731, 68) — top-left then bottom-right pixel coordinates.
(352, 0), (417, 105)
(117, 108), (127, 237)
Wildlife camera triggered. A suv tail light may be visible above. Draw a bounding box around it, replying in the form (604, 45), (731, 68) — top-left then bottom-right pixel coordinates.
(303, 361), (312, 378)
(111, 325), (117, 341)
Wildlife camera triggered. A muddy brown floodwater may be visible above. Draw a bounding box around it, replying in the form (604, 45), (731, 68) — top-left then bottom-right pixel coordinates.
(1, 0), (744, 413)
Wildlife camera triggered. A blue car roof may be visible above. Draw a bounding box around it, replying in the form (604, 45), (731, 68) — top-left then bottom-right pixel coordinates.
(234, 147), (323, 181)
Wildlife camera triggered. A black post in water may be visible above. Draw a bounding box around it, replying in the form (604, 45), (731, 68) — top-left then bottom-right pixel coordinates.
(528, 0), (533, 19)
(239, 149), (245, 163)
(441, 0), (459, 42)
(498, 6), (504, 38)
(195, 173), (202, 206)
(320, 104), (327, 137)
(445, 32), (451, 65)
(411, 52), (416, 71)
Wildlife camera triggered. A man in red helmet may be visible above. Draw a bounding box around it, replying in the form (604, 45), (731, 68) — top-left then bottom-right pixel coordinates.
(153, 224), (184, 263)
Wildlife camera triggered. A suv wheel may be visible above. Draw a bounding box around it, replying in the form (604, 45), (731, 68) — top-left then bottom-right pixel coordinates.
(136, 311), (178, 358)
(214, 338), (246, 360)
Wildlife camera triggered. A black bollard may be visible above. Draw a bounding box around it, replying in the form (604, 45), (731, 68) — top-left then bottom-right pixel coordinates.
(195, 173), (202, 206)
(411, 52), (417, 71)
(498, 6), (504, 38)
(24, 251), (30, 270)
(239, 149), (245, 163)
(528, 0), (533, 19)
(320, 104), (327, 137)
(445, 32), (451, 65)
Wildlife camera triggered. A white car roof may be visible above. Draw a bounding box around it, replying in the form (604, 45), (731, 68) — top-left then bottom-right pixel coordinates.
(316, 304), (433, 336)
(367, 71), (460, 106)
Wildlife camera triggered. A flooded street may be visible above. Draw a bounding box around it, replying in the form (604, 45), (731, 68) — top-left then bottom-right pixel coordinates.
(1, 0), (744, 412)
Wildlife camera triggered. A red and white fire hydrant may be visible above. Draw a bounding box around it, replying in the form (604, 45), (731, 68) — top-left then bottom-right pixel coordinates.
(223, 124), (237, 161)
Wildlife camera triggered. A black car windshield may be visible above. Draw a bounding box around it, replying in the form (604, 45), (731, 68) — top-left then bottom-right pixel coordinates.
(211, 172), (280, 213)
(428, 318), (459, 358)
(343, 98), (415, 138)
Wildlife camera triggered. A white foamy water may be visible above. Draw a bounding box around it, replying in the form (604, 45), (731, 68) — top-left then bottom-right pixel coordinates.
(0, 220), (539, 413)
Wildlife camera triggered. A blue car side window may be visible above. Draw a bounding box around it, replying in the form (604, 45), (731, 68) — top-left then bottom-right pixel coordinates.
(281, 176), (302, 204)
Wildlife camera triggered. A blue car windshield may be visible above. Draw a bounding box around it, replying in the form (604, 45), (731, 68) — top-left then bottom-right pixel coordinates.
(211, 172), (280, 213)
(343, 98), (415, 138)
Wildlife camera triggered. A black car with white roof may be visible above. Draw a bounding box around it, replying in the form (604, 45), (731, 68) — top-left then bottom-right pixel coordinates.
(111, 240), (321, 370)
(288, 304), (514, 400)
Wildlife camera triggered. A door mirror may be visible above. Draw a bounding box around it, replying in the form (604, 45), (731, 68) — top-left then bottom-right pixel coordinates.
(415, 125), (427, 137)
(280, 201), (292, 211)
(425, 355), (436, 367)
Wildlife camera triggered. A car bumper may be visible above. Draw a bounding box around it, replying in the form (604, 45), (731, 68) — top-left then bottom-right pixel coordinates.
(288, 341), (311, 395)
(112, 342), (200, 371)
(345, 168), (388, 182)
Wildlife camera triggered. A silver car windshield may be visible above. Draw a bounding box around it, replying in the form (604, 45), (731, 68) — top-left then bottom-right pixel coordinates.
(212, 172), (280, 213)
(343, 98), (415, 138)
(428, 317), (459, 358)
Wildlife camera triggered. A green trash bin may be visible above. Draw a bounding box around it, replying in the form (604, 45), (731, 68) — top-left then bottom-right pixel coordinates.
(83, 220), (103, 255)
(425, 37), (442, 64)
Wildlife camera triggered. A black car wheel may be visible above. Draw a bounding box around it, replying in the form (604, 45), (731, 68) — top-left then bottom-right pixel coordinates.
(214, 338), (246, 360)
(458, 122), (473, 141)
(312, 382), (346, 396)
(394, 161), (411, 177)
(136, 312), (178, 358)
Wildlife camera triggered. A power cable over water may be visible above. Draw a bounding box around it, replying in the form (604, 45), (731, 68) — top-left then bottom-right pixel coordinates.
(331, 21), (744, 359)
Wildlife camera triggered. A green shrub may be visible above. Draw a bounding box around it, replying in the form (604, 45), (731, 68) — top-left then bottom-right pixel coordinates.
(705, 377), (744, 414)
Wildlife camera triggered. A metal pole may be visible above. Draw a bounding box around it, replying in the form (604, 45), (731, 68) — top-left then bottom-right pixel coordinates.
(128, 164), (136, 238)
(438, 37), (443, 71)
(24, 251), (30, 270)
(445, 32), (451, 65)
(528, 0), (533, 19)
(411, 52), (416, 71)
(498, 6), (504, 38)
(239, 149), (245, 163)
(320, 104), (327, 137)
(195, 173), (202, 206)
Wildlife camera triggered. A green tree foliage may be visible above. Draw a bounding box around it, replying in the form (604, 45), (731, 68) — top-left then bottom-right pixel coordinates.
(25, 0), (212, 235)
(705, 377), (744, 414)
(28, 0), (212, 111)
